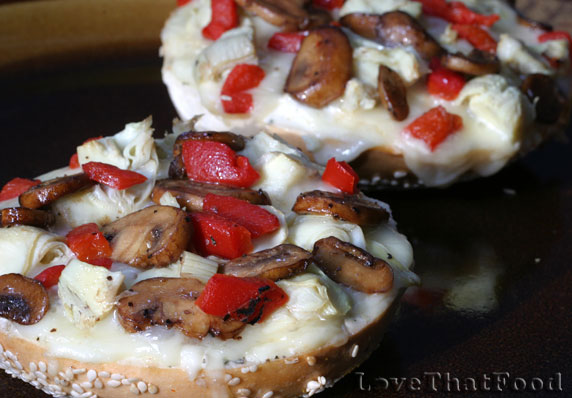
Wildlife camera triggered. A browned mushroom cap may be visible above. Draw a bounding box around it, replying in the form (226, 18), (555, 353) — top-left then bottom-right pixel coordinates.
(285, 27), (353, 108)
(292, 190), (390, 226)
(1, 207), (55, 228)
(312, 237), (393, 293)
(340, 11), (444, 61)
(521, 74), (565, 124)
(101, 205), (193, 270)
(152, 179), (271, 212)
(116, 277), (245, 340)
(235, 0), (330, 31)
(169, 131), (246, 179)
(18, 173), (94, 209)
(378, 65), (409, 121)
(222, 244), (311, 280)
(0, 273), (49, 325)
(440, 50), (500, 76)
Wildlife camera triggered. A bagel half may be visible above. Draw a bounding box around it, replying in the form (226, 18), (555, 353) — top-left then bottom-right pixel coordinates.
(161, 0), (572, 188)
(0, 118), (418, 398)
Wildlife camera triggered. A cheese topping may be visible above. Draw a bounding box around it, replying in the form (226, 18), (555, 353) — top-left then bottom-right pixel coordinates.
(161, 0), (568, 186)
(0, 119), (417, 380)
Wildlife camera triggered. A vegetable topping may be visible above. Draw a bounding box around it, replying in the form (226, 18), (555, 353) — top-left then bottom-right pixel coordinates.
(322, 158), (359, 194)
(66, 223), (113, 269)
(221, 64), (266, 114)
(83, 162), (147, 190)
(0, 273), (49, 325)
(190, 212), (253, 259)
(203, 193), (280, 237)
(34, 265), (66, 289)
(202, 0), (239, 40)
(182, 140), (260, 187)
(196, 273), (288, 324)
(0, 178), (40, 202)
(403, 106), (463, 151)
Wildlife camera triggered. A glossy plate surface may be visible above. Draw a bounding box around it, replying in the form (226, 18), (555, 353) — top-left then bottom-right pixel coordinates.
(0, 0), (571, 397)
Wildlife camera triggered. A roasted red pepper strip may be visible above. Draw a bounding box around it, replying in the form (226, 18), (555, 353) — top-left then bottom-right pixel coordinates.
(34, 265), (66, 289)
(416, 0), (499, 27)
(321, 158), (360, 194)
(222, 92), (254, 114)
(82, 162), (147, 190)
(312, 0), (345, 11)
(190, 212), (253, 259)
(202, 0), (239, 40)
(427, 58), (465, 100)
(182, 140), (259, 187)
(268, 32), (306, 53)
(221, 64), (266, 114)
(66, 223), (113, 268)
(452, 24), (497, 54)
(539, 31), (572, 62)
(0, 178), (41, 202)
(203, 194), (280, 238)
(69, 136), (103, 169)
(196, 274), (288, 324)
(177, 0), (192, 6)
(404, 106), (463, 151)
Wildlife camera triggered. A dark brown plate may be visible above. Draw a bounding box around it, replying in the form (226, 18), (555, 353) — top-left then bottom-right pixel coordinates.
(0, 1), (571, 397)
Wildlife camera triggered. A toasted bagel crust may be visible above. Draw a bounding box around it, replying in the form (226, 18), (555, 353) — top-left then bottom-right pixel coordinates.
(0, 292), (401, 398)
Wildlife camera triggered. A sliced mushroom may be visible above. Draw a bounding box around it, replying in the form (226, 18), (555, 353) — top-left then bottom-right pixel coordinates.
(116, 277), (245, 340)
(292, 190), (390, 226)
(222, 244), (311, 280)
(440, 50), (500, 76)
(169, 131), (246, 179)
(285, 27), (353, 108)
(340, 11), (443, 61)
(152, 179), (271, 212)
(378, 65), (409, 121)
(235, 0), (330, 31)
(521, 74), (565, 124)
(0, 273), (49, 325)
(18, 173), (94, 209)
(312, 237), (393, 293)
(102, 205), (193, 269)
(1, 207), (55, 228)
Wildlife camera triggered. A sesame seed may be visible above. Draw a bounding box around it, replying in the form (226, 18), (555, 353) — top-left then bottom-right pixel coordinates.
(137, 381), (147, 393)
(107, 380), (121, 388)
(228, 377), (241, 386)
(38, 361), (47, 373)
(128, 377), (140, 383)
(48, 362), (59, 376)
(70, 390), (83, 398)
(241, 367), (249, 374)
(130, 384), (141, 395)
(98, 371), (110, 378)
(29, 362), (38, 372)
(81, 381), (93, 389)
(94, 379), (104, 389)
(13, 360), (23, 370)
(306, 356), (316, 366)
(111, 373), (124, 381)
(237, 388), (251, 396)
(148, 384), (159, 394)
(31, 380), (41, 389)
(224, 374), (232, 382)
(35, 370), (47, 380)
(262, 391), (274, 398)
(351, 344), (359, 358)
(122, 378), (131, 385)
(80, 393), (92, 398)
(318, 376), (326, 385)
(73, 368), (87, 375)
(249, 365), (258, 372)
(72, 383), (85, 393)
(87, 370), (97, 382)
(50, 384), (62, 392)
(284, 357), (299, 365)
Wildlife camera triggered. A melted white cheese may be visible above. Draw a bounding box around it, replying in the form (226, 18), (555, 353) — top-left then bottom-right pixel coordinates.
(161, 0), (567, 186)
(4, 127), (415, 380)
